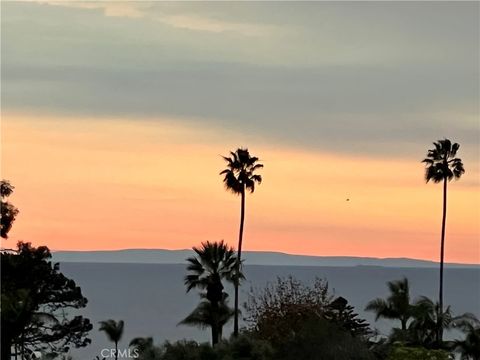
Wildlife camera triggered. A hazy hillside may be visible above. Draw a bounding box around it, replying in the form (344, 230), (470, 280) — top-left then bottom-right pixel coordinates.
(60, 262), (480, 359)
(52, 249), (479, 268)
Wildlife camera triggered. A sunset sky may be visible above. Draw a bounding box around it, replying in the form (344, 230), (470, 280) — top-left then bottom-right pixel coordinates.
(1, 1), (479, 263)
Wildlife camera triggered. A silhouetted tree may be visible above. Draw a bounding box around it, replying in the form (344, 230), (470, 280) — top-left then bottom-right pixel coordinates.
(129, 337), (160, 360)
(179, 294), (235, 345)
(326, 296), (371, 337)
(422, 139), (465, 344)
(386, 345), (451, 360)
(454, 323), (480, 360)
(1, 242), (92, 359)
(182, 241), (239, 345)
(220, 148), (263, 336)
(1, 179), (19, 239)
(245, 276), (372, 359)
(99, 320), (125, 360)
(365, 278), (413, 332)
(405, 296), (478, 350)
(276, 316), (375, 360)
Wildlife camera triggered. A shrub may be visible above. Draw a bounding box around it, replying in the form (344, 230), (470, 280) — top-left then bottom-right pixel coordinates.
(386, 345), (452, 360)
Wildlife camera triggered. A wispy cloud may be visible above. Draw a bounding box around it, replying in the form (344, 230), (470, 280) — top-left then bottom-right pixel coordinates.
(157, 14), (275, 37)
(36, 1), (275, 36)
(37, 1), (146, 18)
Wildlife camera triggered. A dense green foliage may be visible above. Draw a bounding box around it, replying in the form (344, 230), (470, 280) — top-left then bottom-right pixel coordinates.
(244, 276), (374, 359)
(386, 345), (452, 360)
(132, 336), (272, 360)
(1, 242), (92, 359)
(0, 179), (19, 239)
(366, 277), (479, 355)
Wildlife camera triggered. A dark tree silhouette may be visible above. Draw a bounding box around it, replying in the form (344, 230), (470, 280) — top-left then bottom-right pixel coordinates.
(454, 323), (480, 360)
(129, 337), (160, 360)
(179, 294), (235, 345)
(326, 296), (371, 337)
(365, 277), (413, 331)
(220, 148), (263, 336)
(422, 139), (465, 344)
(182, 240), (239, 345)
(245, 276), (372, 359)
(1, 179), (19, 239)
(99, 319), (125, 360)
(406, 296), (478, 350)
(1, 242), (92, 359)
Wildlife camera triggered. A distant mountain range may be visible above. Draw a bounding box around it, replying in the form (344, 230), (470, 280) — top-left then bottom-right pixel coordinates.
(51, 249), (479, 268)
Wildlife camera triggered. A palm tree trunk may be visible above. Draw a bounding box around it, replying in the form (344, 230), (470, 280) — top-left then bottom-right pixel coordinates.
(212, 302), (220, 346)
(115, 340), (118, 360)
(1, 336), (12, 360)
(234, 188), (246, 337)
(21, 333), (24, 360)
(211, 326), (219, 347)
(438, 177), (448, 345)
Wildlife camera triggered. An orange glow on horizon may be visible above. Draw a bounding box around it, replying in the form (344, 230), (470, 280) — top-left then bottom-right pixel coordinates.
(2, 113), (479, 264)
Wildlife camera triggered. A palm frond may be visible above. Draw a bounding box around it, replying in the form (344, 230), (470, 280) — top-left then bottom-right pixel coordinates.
(99, 319), (124, 343)
(423, 139), (465, 183)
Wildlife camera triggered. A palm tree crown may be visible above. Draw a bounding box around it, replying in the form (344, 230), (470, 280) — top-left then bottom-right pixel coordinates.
(422, 139), (465, 183)
(99, 319), (124, 360)
(183, 241), (238, 345)
(99, 319), (124, 344)
(184, 240), (238, 303)
(220, 148), (263, 194)
(365, 278), (413, 331)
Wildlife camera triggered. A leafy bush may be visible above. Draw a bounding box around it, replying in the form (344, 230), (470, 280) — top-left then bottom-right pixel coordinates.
(386, 345), (452, 360)
(214, 334), (273, 360)
(275, 316), (374, 360)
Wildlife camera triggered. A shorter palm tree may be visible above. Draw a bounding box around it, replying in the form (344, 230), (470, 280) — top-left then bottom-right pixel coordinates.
(365, 278), (413, 331)
(99, 319), (124, 360)
(179, 293), (235, 344)
(182, 241), (239, 345)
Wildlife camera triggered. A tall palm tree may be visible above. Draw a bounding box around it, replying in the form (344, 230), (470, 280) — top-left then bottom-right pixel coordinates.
(422, 139), (465, 343)
(365, 278), (413, 331)
(183, 241), (238, 345)
(99, 319), (124, 360)
(220, 148), (263, 336)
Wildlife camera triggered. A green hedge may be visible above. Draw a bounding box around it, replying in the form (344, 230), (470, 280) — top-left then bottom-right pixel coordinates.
(387, 345), (452, 360)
